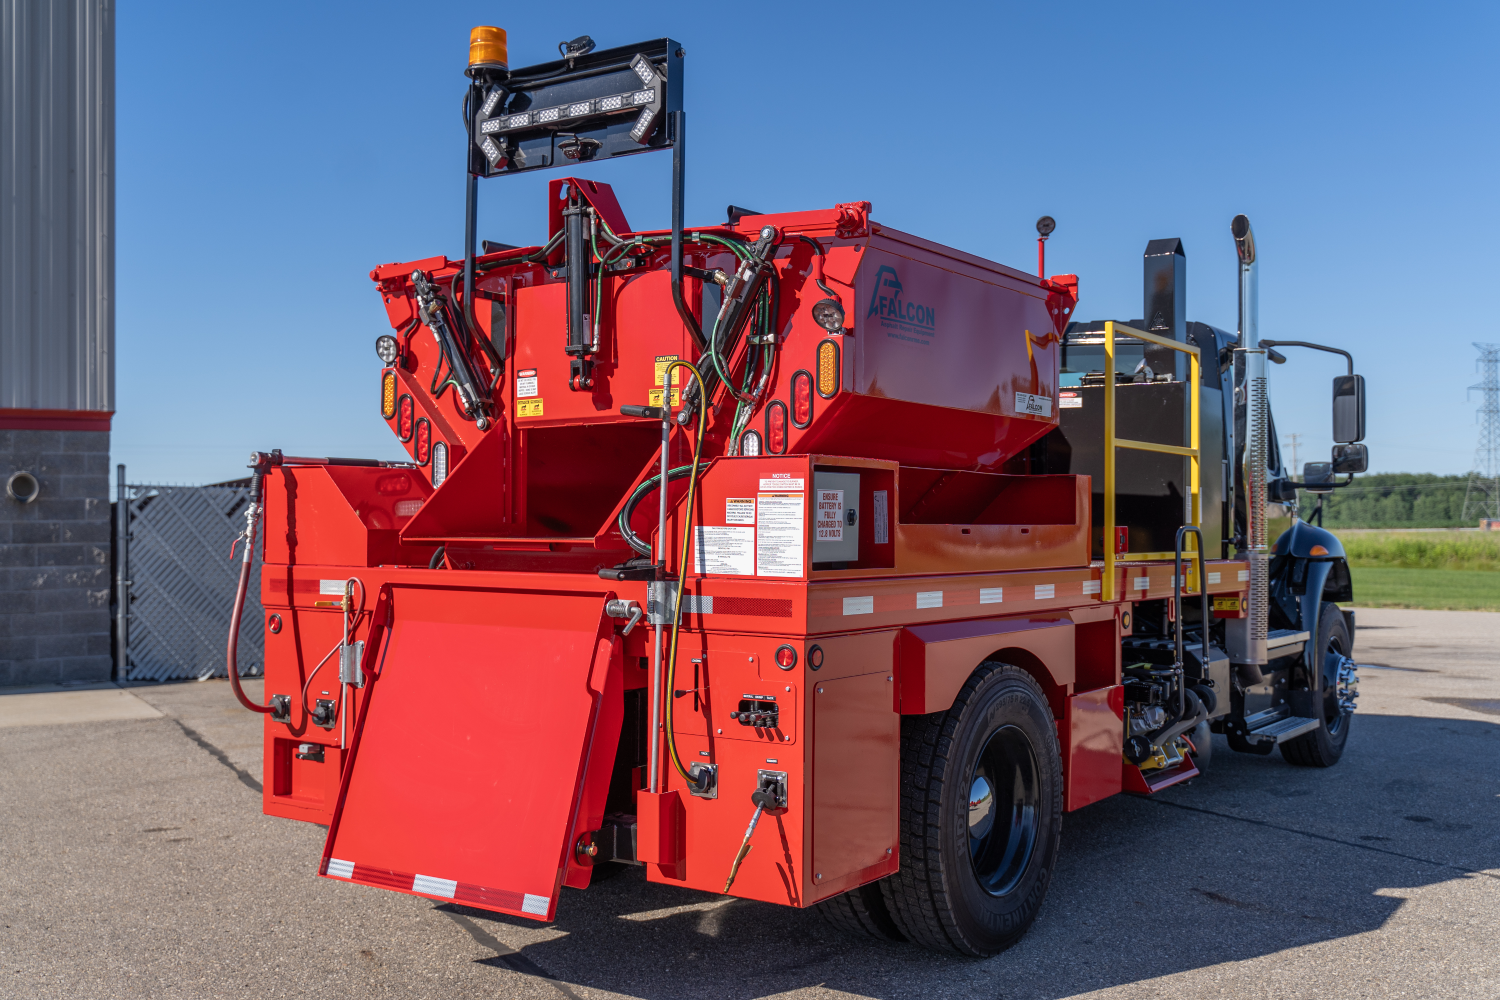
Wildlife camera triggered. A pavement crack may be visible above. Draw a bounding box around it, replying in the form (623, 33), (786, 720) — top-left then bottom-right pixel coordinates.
(440, 908), (583, 1000)
(1148, 798), (1500, 881)
(169, 719), (263, 794)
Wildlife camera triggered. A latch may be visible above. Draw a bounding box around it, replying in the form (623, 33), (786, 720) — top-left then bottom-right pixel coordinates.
(295, 742), (325, 762)
(605, 599), (644, 635)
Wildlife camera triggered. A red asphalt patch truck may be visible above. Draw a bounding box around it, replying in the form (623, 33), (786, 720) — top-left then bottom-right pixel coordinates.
(224, 27), (1371, 956)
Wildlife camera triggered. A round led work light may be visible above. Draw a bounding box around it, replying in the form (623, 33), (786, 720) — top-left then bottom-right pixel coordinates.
(811, 298), (845, 332)
(375, 335), (399, 365)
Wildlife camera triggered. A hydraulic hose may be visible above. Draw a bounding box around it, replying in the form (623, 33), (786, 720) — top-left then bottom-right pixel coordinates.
(619, 466), (696, 557)
(660, 360), (708, 792)
(228, 459), (272, 714)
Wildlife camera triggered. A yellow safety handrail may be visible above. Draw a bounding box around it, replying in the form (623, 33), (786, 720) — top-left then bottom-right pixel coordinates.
(1102, 321), (1201, 602)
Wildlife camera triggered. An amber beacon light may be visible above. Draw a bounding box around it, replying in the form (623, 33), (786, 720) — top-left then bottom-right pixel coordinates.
(468, 26), (508, 72)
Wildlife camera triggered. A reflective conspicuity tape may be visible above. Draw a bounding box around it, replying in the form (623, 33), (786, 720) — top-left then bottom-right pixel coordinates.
(1034, 584), (1055, 600)
(1133, 577), (1151, 591)
(916, 591), (943, 609)
(1208, 572), (1222, 585)
(1083, 580), (1101, 595)
(522, 894), (549, 916)
(413, 873), (458, 899)
(843, 596), (874, 615)
(1238, 569), (1250, 582)
(326, 858), (355, 879)
(980, 588), (1004, 604)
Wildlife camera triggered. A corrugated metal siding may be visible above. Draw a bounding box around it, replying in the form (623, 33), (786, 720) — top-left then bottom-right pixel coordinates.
(0, 0), (114, 412)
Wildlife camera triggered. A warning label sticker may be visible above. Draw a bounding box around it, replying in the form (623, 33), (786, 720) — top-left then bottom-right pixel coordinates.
(1015, 392), (1054, 418)
(653, 355), (681, 386)
(815, 490), (844, 542)
(695, 526), (755, 576)
(756, 493), (805, 577)
(517, 398), (544, 417)
(648, 388), (682, 408)
(516, 370), (539, 398)
(725, 498), (755, 525)
(758, 477), (804, 491)
(1059, 391), (1082, 409)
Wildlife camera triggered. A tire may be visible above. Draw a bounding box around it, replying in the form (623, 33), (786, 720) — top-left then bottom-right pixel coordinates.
(1281, 602), (1353, 767)
(879, 662), (1063, 957)
(817, 880), (906, 943)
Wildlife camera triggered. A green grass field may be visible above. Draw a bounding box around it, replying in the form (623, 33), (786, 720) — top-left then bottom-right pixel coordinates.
(1349, 566), (1500, 611)
(1332, 531), (1500, 610)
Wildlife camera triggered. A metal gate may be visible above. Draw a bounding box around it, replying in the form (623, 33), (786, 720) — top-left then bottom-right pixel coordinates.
(114, 468), (263, 681)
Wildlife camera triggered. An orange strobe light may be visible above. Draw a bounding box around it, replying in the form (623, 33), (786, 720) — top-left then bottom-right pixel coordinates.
(469, 26), (508, 71)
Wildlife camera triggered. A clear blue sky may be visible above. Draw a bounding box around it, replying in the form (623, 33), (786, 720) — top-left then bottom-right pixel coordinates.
(112, 1), (1498, 487)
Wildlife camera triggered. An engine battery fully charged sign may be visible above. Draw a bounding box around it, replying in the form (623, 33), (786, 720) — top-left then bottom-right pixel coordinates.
(815, 490), (844, 542)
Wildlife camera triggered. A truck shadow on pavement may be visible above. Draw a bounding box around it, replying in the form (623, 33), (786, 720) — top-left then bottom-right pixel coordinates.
(440, 712), (1499, 1000)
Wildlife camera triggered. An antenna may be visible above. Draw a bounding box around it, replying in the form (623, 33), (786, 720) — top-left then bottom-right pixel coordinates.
(1463, 342), (1500, 522)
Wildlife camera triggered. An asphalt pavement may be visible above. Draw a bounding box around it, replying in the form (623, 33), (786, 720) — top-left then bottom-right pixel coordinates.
(1, 607), (1497, 999)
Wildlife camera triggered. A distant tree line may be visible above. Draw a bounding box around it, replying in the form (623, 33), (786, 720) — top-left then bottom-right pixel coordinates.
(1298, 473), (1485, 528)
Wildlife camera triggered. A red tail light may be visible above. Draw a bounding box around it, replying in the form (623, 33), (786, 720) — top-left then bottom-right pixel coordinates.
(414, 418), (431, 465)
(766, 400), (788, 455)
(397, 394), (415, 441)
(791, 371), (812, 427)
(774, 644), (798, 670)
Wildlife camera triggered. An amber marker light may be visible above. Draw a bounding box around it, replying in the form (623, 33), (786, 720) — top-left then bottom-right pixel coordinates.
(1310, 544), (1329, 556)
(468, 26), (508, 72)
(382, 370), (397, 419)
(816, 340), (840, 398)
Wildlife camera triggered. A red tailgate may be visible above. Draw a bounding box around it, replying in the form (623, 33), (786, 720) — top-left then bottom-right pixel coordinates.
(320, 586), (621, 921)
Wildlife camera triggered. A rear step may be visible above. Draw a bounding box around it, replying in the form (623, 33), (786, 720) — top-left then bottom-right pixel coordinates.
(1248, 715), (1320, 744)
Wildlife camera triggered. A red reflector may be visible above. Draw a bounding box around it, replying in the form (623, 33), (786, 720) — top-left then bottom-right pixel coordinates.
(774, 644), (797, 670)
(414, 418), (431, 465)
(397, 394), (415, 441)
(767, 400), (787, 455)
(791, 371), (812, 427)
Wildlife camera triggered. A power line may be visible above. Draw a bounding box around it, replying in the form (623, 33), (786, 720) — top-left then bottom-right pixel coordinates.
(1463, 343), (1500, 521)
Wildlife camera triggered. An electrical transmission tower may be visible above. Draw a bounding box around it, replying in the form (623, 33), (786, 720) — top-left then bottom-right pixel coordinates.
(1463, 343), (1500, 521)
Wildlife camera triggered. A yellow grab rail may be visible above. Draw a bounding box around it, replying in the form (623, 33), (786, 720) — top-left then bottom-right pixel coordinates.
(1102, 321), (1201, 602)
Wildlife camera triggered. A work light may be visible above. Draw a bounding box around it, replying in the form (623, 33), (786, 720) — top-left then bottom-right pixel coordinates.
(811, 298), (844, 332)
(740, 430), (762, 456)
(376, 335), (399, 365)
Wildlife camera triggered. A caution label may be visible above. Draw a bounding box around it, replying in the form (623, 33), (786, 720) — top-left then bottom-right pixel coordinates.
(815, 490), (844, 541)
(517, 398), (544, 417)
(653, 355), (681, 386)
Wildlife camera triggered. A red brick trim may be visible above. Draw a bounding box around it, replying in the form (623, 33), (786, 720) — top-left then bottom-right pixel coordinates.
(0, 408), (113, 432)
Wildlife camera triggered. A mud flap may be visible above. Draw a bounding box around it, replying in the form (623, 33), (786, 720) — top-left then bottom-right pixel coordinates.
(319, 586), (622, 921)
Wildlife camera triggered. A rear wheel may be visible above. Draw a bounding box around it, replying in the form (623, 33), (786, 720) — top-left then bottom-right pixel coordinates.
(880, 662), (1063, 956)
(817, 880), (906, 943)
(1282, 602), (1353, 767)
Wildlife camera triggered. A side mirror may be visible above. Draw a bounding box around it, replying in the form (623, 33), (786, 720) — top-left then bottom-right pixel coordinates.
(1302, 462), (1335, 494)
(1333, 374), (1365, 443)
(1331, 442), (1368, 474)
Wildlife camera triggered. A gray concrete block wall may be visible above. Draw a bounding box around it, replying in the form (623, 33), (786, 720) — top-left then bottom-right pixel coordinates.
(0, 428), (113, 686)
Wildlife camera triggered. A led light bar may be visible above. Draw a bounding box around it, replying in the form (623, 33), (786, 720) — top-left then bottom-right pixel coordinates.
(487, 90), (658, 134)
(432, 441), (449, 486)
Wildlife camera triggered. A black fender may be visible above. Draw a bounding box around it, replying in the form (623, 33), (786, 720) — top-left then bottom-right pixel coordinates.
(1270, 520), (1352, 686)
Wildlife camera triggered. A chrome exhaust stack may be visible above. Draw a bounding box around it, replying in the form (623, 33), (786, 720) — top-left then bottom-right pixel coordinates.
(1227, 214), (1269, 670)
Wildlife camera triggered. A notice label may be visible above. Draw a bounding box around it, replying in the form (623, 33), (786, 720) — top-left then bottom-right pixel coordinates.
(872, 490), (889, 545)
(516, 370), (539, 398)
(759, 477), (804, 491)
(815, 490), (844, 542)
(517, 398), (544, 417)
(1015, 392), (1054, 418)
(1059, 391), (1082, 409)
(695, 526), (755, 576)
(756, 492), (805, 577)
(725, 498), (756, 525)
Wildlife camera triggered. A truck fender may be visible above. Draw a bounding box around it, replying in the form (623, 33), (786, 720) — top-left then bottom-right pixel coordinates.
(896, 616), (1074, 716)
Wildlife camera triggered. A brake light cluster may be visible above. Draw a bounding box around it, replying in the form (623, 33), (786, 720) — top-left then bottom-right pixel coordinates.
(791, 370), (813, 427)
(766, 400), (788, 455)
